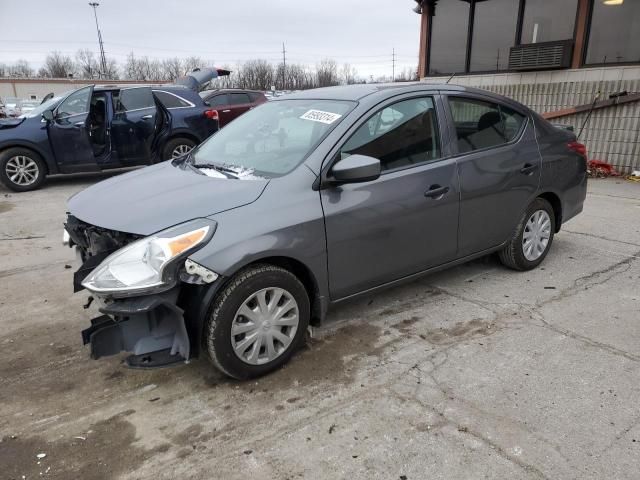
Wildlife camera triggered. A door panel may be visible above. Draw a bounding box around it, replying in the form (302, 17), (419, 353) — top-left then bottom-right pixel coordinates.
(321, 95), (459, 300)
(47, 86), (96, 170)
(446, 94), (541, 256)
(111, 87), (158, 164)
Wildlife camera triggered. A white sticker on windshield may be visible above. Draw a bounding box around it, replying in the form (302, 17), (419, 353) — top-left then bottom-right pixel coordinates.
(300, 109), (342, 124)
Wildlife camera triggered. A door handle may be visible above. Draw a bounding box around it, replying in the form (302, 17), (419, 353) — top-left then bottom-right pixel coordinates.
(141, 114), (153, 120)
(424, 185), (449, 199)
(520, 163), (538, 175)
(74, 121), (85, 127)
(222, 109), (231, 113)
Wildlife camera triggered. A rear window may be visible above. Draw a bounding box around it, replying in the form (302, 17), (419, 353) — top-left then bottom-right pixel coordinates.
(206, 94), (229, 107)
(153, 90), (192, 108)
(116, 88), (155, 112)
(229, 93), (251, 105)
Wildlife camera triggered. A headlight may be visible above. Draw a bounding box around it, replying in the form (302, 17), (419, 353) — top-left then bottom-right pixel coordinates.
(82, 220), (216, 296)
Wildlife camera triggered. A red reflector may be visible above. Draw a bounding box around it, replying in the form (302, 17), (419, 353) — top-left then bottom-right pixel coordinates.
(568, 141), (587, 159)
(204, 109), (219, 120)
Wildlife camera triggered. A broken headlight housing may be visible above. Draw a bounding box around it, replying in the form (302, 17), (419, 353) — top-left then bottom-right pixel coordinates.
(82, 219), (217, 297)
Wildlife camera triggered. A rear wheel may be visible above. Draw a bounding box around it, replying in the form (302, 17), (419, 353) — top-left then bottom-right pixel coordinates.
(162, 137), (196, 161)
(0, 148), (46, 192)
(204, 264), (310, 379)
(499, 197), (555, 271)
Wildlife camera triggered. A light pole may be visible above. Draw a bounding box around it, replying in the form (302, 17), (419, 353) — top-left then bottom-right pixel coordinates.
(89, 2), (108, 78)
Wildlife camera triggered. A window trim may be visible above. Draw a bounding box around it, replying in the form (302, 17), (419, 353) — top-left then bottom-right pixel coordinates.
(318, 93), (448, 187)
(152, 89), (195, 109)
(443, 93), (529, 157)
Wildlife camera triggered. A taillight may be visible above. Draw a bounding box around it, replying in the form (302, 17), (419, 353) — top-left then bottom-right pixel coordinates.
(568, 141), (587, 159)
(204, 109), (219, 120)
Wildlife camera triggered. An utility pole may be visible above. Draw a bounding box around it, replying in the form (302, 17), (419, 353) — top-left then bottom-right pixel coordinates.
(89, 2), (108, 78)
(392, 47), (396, 82)
(282, 42), (286, 90)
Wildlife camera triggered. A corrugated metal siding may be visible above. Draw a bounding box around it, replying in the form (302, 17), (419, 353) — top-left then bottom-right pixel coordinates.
(423, 67), (640, 173)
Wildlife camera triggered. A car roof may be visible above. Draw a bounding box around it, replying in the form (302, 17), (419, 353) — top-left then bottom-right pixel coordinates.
(276, 82), (502, 101)
(93, 84), (189, 92)
(199, 88), (264, 96)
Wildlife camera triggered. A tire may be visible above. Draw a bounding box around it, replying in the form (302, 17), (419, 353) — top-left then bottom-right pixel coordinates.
(204, 264), (310, 380)
(499, 197), (555, 271)
(162, 137), (196, 161)
(0, 147), (46, 192)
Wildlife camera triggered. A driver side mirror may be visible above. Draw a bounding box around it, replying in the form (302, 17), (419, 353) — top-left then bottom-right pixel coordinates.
(329, 154), (381, 184)
(42, 109), (54, 122)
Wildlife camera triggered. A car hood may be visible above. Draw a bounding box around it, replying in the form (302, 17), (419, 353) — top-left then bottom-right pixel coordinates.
(0, 118), (25, 129)
(67, 161), (269, 235)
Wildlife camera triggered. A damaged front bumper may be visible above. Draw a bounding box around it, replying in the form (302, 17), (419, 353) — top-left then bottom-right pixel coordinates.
(66, 215), (221, 369)
(81, 289), (191, 368)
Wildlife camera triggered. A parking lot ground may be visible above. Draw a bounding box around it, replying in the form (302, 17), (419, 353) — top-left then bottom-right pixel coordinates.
(1, 175), (639, 480)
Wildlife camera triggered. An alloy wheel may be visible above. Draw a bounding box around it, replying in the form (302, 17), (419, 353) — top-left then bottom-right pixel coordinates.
(5, 155), (39, 186)
(171, 144), (193, 159)
(231, 287), (300, 365)
(522, 209), (552, 261)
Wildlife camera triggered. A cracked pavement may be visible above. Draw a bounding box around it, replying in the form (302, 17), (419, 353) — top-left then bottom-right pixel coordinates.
(1, 175), (639, 479)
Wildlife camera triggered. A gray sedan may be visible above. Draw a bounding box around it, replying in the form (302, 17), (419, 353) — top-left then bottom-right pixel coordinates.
(65, 83), (587, 379)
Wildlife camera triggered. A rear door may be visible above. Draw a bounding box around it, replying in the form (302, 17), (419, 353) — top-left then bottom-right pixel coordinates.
(321, 94), (459, 300)
(444, 93), (540, 256)
(206, 93), (232, 126)
(227, 92), (253, 121)
(47, 86), (96, 171)
(111, 87), (158, 164)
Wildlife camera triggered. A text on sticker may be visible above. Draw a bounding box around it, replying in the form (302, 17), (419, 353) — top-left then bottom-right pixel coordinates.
(300, 110), (342, 124)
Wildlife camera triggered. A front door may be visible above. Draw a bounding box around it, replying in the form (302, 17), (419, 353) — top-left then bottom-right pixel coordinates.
(111, 87), (158, 165)
(206, 94), (232, 126)
(321, 95), (459, 300)
(227, 92), (253, 121)
(47, 86), (96, 171)
(444, 94), (541, 256)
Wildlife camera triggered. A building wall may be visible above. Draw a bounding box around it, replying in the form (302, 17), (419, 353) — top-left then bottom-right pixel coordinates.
(422, 66), (640, 173)
(0, 78), (165, 102)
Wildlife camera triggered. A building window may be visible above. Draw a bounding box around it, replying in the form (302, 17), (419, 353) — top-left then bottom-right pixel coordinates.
(586, 1), (640, 65)
(520, 0), (578, 44)
(428, 0), (470, 75)
(469, 0), (520, 72)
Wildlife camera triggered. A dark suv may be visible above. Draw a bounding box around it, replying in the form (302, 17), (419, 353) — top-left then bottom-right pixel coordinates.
(199, 89), (267, 127)
(0, 84), (219, 191)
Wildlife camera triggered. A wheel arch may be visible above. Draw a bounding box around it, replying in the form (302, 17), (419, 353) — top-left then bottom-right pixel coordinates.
(0, 142), (54, 175)
(537, 191), (562, 232)
(165, 131), (201, 145)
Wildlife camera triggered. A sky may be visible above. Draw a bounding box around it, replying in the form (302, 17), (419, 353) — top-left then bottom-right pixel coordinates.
(0, 0), (421, 79)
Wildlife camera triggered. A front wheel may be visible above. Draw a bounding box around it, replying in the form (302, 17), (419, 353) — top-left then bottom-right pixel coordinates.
(162, 137), (196, 161)
(0, 148), (46, 192)
(204, 265), (310, 379)
(499, 197), (555, 271)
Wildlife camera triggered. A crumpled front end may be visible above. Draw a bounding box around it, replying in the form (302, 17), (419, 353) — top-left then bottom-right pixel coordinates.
(65, 215), (219, 368)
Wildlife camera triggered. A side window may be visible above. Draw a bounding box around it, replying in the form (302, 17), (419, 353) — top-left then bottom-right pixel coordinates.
(340, 97), (441, 172)
(153, 91), (191, 108)
(116, 88), (155, 112)
(56, 87), (91, 118)
(248, 92), (263, 102)
(501, 105), (526, 142)
(207, 94), (229, 107)
(448, 97), (508, 153)
(229, 93), (251, 105)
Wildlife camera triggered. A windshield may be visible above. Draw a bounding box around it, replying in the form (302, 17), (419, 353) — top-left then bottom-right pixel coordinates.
(190, 99), (355, 178)
(21, 94), (66, 118)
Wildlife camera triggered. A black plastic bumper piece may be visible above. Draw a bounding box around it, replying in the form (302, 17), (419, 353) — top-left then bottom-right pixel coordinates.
(80, 290), (190, 368)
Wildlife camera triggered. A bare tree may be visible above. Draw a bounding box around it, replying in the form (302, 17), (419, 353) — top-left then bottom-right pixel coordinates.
(103, 57), (120, 79)
(316, 58), (339, 88)
(5, 59), (34, 77)
(76, 49), (99, 79)
(162, 57), (183, 81)
(340, 63), (358, 85)
(182, 56), (203, 75)
(43, 51), (76, 78)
